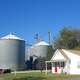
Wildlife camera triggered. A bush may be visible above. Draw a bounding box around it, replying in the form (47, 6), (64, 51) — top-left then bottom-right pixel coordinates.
(3, 69), (11, 73)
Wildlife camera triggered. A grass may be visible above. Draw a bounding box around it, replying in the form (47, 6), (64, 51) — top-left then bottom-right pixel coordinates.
(0, 72), (80, 80)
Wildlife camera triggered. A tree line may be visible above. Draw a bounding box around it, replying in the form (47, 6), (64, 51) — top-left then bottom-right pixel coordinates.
(54, 27), (80, 49)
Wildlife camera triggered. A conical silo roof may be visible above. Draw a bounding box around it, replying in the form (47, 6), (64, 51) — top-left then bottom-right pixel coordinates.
(34, 41), (49, 46)
(0, 33), (24, 40)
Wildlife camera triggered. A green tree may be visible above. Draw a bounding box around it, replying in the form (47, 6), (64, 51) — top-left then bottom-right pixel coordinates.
(46, 46), (54, 60)
(54, 27), (80, 49)
(60, 27), (73, 48)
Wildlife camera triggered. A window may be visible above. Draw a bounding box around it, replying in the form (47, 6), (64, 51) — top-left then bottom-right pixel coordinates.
(61, 62), (65, 67)
(53, 62), (65, 68)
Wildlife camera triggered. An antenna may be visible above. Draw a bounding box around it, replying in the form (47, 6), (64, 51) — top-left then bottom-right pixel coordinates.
(33, 32), (44, 43)
(33, 32), (39, 43)
(34, 33), (38, 41)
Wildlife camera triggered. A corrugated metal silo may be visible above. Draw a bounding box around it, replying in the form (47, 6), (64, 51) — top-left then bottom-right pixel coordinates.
(0, 34), (25, 71)
(28, 41), (49, 58)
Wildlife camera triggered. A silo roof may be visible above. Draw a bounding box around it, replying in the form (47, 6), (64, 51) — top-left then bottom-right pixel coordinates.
(0, 33), (24, 40)
(34, 41), (49, 46)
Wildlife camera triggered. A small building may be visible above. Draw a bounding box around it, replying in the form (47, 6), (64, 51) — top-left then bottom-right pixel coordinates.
(45, 49), (80, 74)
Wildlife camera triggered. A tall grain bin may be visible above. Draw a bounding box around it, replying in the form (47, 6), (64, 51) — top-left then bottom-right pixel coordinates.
(0, 34), (25, 71)
(28, 41), (49, 58)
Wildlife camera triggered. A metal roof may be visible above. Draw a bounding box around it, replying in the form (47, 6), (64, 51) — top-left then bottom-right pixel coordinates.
(34, 41), (49, 46)
(0, 33), (24, 40)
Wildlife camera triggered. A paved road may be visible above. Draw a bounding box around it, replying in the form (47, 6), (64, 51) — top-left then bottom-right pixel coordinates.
(65, 78), (80, 80)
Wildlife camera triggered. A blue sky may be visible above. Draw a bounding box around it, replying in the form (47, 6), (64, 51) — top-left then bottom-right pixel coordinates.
(0, 0), (80, 44)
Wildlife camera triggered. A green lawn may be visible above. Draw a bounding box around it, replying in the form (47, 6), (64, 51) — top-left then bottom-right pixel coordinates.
(0, 72), (80, 80)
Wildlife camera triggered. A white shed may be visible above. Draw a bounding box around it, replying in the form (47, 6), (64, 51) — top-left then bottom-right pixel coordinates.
(46, 49), (80, 74)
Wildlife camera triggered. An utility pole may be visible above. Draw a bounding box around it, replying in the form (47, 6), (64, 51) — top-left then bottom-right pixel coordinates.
(48, 30), (51, 45)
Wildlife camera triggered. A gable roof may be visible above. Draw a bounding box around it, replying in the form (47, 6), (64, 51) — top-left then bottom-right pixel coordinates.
(67, 49), (80, 56)
(51, 49), (80, 62)
(51, 49), (69, 62)
(59, 49), (70, 60)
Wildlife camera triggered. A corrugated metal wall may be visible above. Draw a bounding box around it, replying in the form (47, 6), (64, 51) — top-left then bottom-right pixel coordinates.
(0, 39), (25, 70)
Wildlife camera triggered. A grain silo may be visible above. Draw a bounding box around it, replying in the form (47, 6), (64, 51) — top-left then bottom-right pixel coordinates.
(28, 41), (49, 58)
(0, 34), (25, 71)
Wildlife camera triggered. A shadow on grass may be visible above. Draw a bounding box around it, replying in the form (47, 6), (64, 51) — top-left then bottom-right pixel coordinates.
(13, 77), (46, 80)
